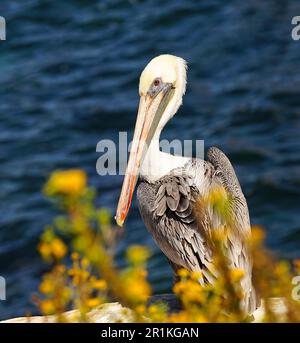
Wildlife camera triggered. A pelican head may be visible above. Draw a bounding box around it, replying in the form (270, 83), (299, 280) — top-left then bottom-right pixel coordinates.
(115, 54), (187, 227)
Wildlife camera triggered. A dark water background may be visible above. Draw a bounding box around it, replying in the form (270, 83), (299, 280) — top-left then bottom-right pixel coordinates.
(0, 0), (300, 320)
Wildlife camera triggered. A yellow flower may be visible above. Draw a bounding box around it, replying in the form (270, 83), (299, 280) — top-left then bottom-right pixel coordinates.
(40, 299), (56, 315)
(182, 281), (204, 303)
(148, 304), (159, 315)
(71, 252), (79, 261)
(274, 261), (289, 276)
(208, 186), (228, 204)
(250, 225), (266, 245)
(81, 257), (90, 269)
(56, 264), (66, 274)
(38, 242), (52, 261)
(173, 281), (186, 294)
(71, 275), (80, 286)
(44, 169), (87, 196)
(39, 279), (55, 295)
(191, 271), (203, 281)
(51, 238), (67, 260)
(86, 297), (101, 308)
(92, 279), (107, 291)
(177, 268), (189, 278)
(135, 305), (146, 314)
(126, 245), (151, 266)
(230, 268), (245, 283)
(61, 288), (72, 303)
(122, 271), (151, 304)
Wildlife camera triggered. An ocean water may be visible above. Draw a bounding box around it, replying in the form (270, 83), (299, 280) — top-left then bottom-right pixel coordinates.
(0, 0), (300, 319)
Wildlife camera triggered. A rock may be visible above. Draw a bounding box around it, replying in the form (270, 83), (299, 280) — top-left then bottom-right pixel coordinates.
(0, 303), (135, 323)
(0, 296), (287, 323)
(252, 298), (287, 323)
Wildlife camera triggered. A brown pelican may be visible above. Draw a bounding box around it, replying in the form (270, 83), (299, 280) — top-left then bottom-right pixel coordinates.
(115, 55), (257, 314)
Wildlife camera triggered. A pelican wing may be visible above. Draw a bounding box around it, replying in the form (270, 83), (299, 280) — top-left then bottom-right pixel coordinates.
(206, 146), (257, 313)
(207, 146), (251, 234)
(137, 175), (216, 287)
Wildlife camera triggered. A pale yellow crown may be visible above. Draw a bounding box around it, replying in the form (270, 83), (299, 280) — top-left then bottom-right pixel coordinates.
(139, 54), (187, 96)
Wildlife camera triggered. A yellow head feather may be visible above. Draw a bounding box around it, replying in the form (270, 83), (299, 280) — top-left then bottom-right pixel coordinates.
(139, 54), (187, 96)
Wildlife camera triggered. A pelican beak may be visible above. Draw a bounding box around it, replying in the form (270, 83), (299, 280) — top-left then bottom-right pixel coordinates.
(115, 83), (173, 227)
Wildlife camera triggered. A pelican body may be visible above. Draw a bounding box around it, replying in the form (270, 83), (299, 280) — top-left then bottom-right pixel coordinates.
(116, 55), (257, 314)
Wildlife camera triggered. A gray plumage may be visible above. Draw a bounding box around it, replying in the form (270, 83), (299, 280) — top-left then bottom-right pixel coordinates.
(137, 146), (258, 315)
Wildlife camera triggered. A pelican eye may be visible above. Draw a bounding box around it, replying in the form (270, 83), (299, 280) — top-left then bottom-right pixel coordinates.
(147, 78), (163, 97)
(153, 78), (161, 87)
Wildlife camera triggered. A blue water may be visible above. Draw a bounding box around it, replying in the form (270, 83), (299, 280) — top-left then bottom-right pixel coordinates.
(0, 0), (300, 320)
